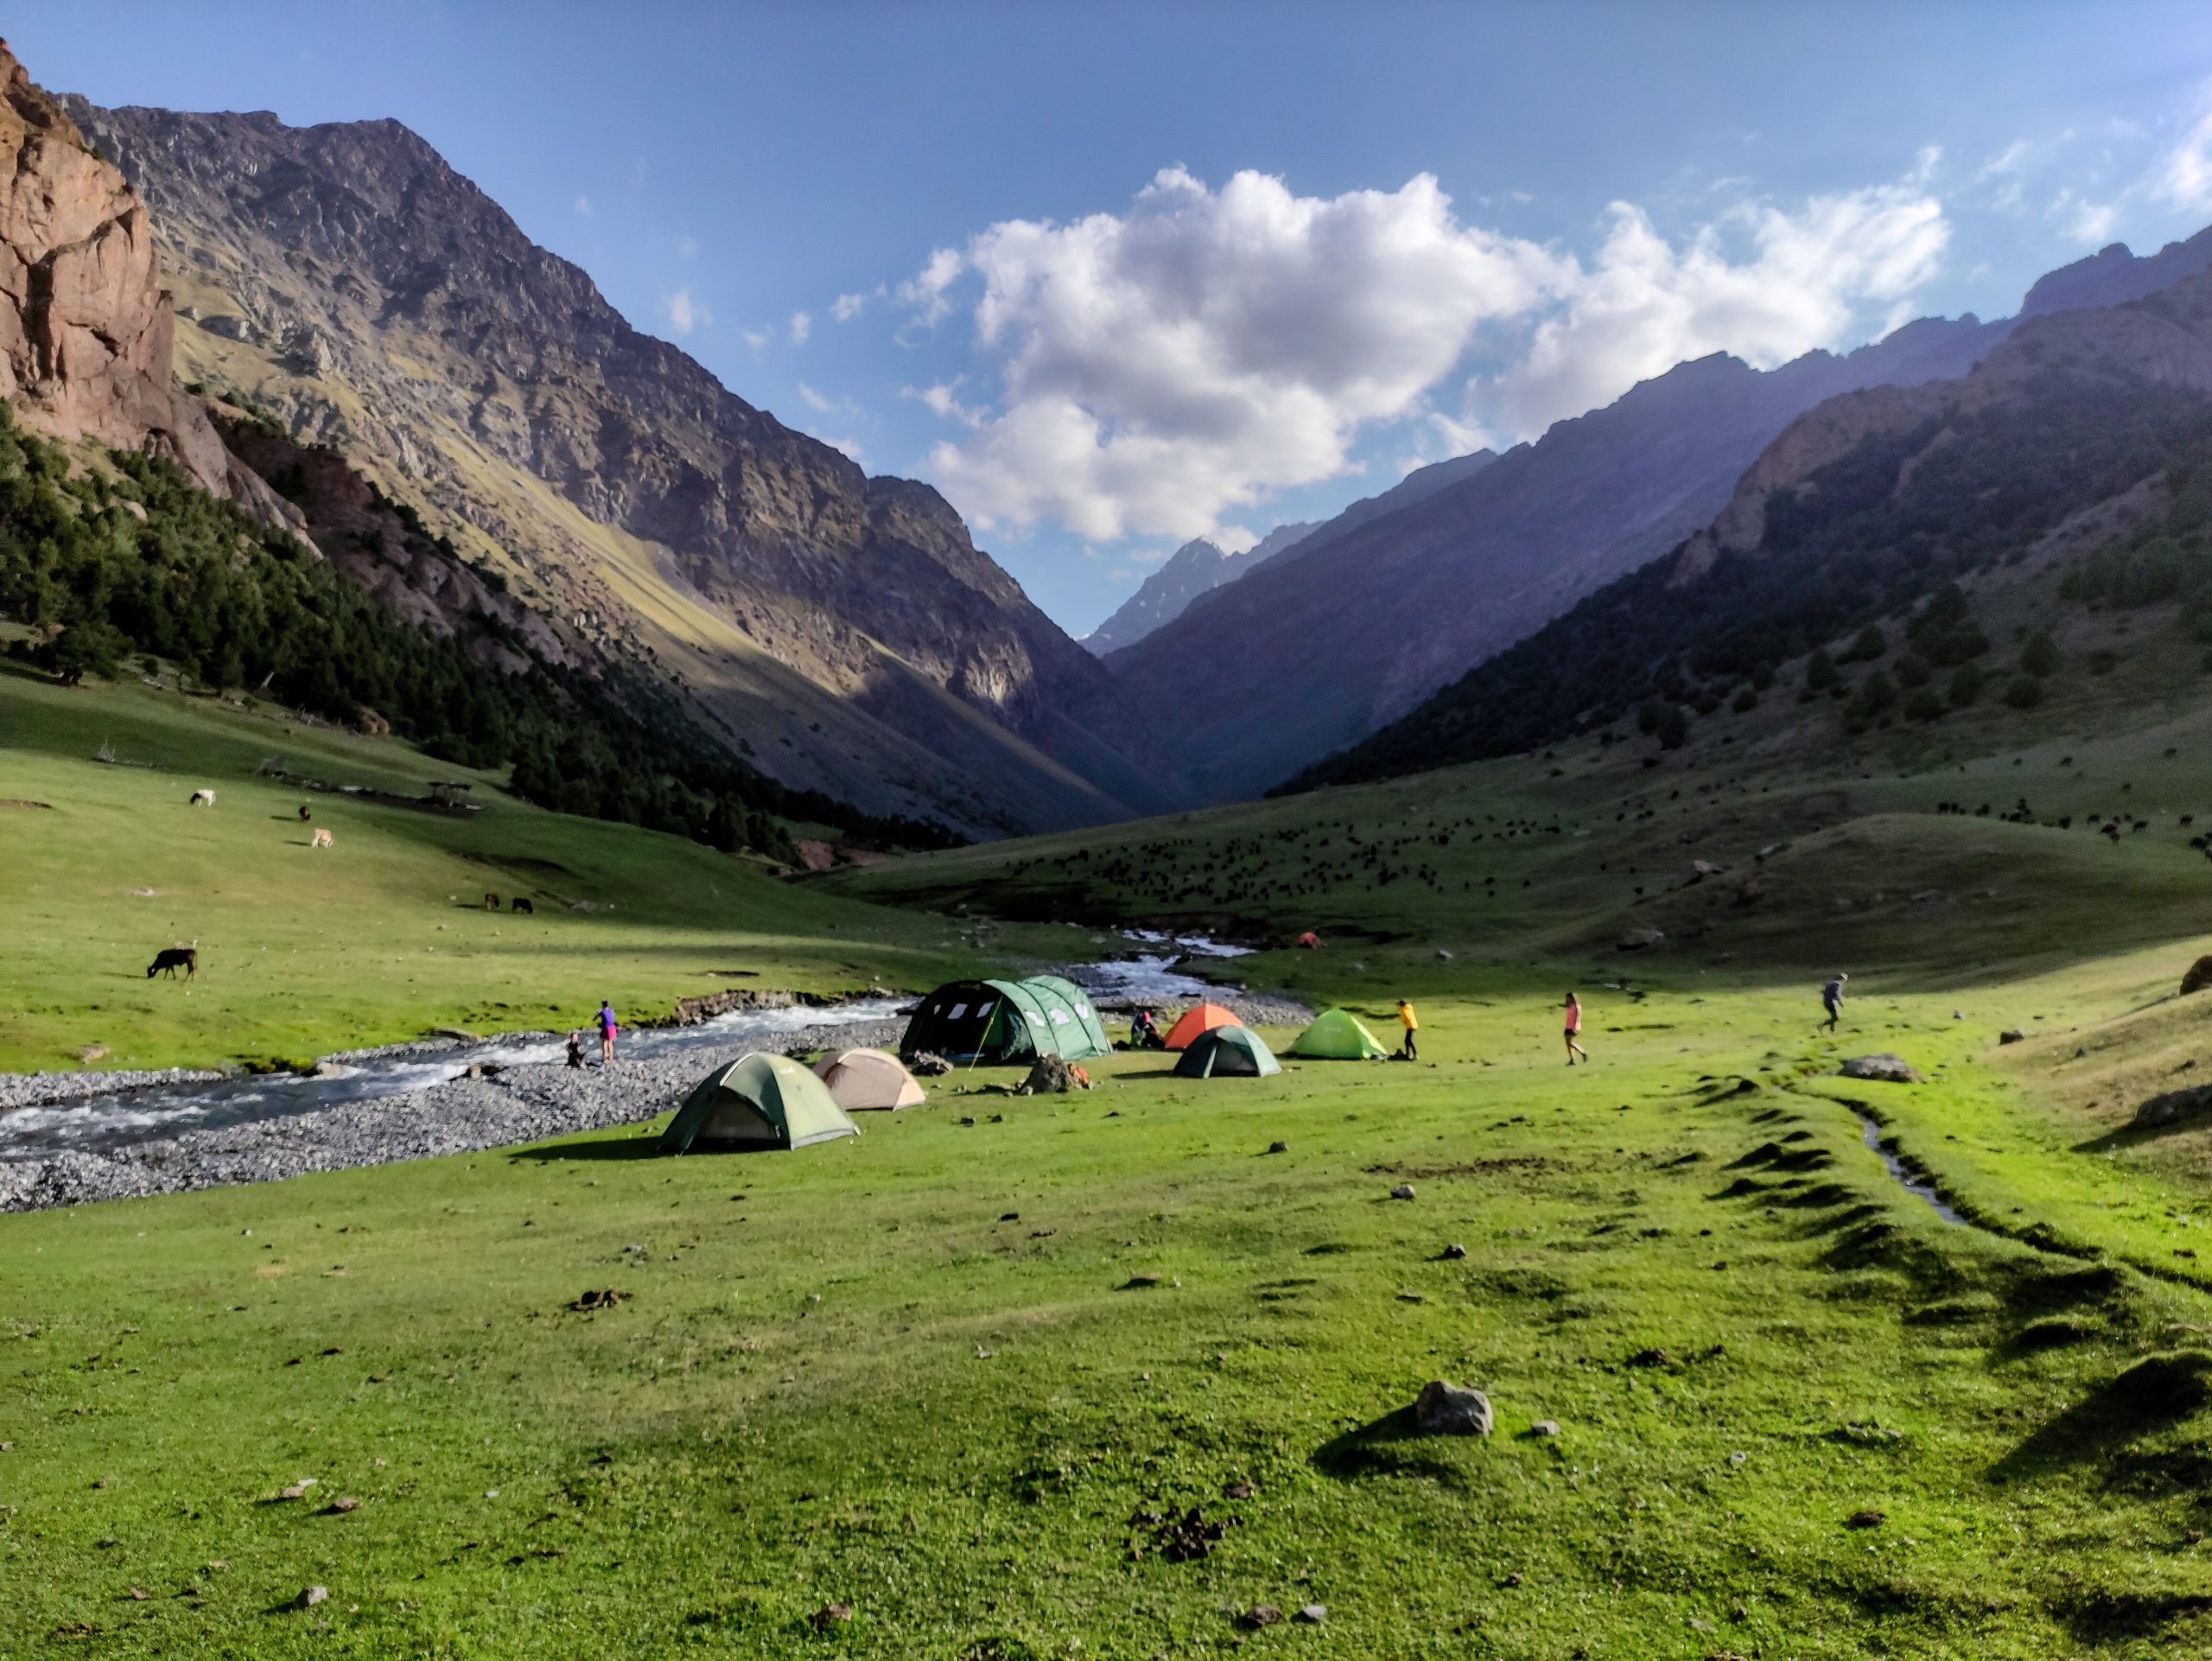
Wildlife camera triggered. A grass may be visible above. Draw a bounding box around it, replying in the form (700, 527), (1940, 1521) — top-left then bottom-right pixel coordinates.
(12, 639), (2212, 1653)
(7, 990), (2212, 1656)
(0, 665), (1079, 1072)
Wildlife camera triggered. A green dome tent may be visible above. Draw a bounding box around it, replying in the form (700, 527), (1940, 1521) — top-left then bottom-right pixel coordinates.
(661, 1053), (861, 1153)
(1289, 1007), (1389, 1060)
(900, 976), (1110, 1064)
(1174, 1024), (1281, 1079)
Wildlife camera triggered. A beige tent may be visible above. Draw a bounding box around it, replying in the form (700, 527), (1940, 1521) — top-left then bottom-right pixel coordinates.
(810, 1047), (926, 1111)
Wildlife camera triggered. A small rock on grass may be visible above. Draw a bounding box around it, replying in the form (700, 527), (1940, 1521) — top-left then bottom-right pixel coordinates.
(1528, 1420), (1560, 1437)
(1237, 1604), (1282, 1630)
(1389, 1183), (1416, 1200)
(292, 1586), (327, 1610)
(1268, 1140), (1288, 1154)
(1413, 1378), (1492, 1436)
(1442, 1243), (1466, 1259)
(810, 1602), (853, 1627)
(1846, 1508), (1886, 1529)
(1296, 1604), (1327, 1624)
(321, 1496), (359, 1514)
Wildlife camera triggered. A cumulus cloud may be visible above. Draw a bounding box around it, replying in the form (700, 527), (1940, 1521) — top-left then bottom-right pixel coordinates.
(1475, 183), (1948, 437)
(918, 164), (1946, 545)
(807, 430), (866, 465)
(663, 287), (709, 338)
(832, 283), (887, 322)
(789, 309), (813, 346)
(904, 379), (986, 427)
(896, 247), (965, 328)
(2156, 100), (2212, 213)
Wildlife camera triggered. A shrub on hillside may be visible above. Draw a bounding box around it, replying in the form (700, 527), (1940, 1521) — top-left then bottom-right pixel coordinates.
(1948, 661), (1984, 708)
(2005, 675), (2047, 709)
(2020, 629), (2061, 677)
(1895, 652), (1932, 689)
(1904, 686), (1946, 722)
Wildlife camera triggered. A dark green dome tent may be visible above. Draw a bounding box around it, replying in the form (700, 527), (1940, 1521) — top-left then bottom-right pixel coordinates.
(661, 1053), (861, 1153)
(1174, 1023), (1281, 1078)
(900, 976), (1110, 1064)
(1288, 1007), (1389, 1060)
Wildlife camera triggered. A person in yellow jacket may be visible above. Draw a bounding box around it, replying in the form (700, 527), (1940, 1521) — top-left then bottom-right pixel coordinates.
(1396, 998), (1419, 1060)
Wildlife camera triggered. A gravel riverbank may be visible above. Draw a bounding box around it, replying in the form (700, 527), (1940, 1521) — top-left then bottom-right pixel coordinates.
(0, 1066), (226, 1113)
(0, 991), (1313, 1213)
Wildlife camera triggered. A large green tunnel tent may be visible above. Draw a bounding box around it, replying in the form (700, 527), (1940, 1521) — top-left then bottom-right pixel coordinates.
(900, 976), (1110, 1064)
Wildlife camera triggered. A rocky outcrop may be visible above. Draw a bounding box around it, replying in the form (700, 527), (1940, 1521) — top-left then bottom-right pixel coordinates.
(1085, 522), (1316, 656)
(0, 45), (296, 533)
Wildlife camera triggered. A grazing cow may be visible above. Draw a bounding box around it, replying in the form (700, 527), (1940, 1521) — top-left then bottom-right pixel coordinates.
(147, 947), (197, 979)
(297, 804), (312, 822)
(189, 789), (215, 807)
(484, 893), (500, 911)
(310, 827), (334, 850)
(512, 896), (534, 914)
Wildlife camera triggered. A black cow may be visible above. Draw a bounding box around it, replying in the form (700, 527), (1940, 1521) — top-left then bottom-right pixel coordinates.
(511, 896), (534, 914)
(147, 948), (197, 980)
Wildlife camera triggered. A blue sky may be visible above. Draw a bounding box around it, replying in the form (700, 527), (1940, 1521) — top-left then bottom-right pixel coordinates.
(21, 1), (2212, 633)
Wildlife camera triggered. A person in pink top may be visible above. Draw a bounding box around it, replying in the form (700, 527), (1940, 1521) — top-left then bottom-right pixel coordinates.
(1562, 992), (1587, 1066)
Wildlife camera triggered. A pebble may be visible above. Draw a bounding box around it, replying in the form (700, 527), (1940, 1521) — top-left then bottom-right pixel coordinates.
(1529, 1420), (1560, 1437)
(1296, 1604), (1327, 1624)
(1389, 1183), (1416, 1200)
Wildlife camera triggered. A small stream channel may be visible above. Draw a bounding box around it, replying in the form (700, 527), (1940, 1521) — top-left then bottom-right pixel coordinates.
(0, 936), (1249, 1161)
(1856, 1111), (1965, 1225)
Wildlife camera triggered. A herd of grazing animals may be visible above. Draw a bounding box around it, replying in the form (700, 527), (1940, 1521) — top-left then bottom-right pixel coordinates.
(151, 789), (537, 985)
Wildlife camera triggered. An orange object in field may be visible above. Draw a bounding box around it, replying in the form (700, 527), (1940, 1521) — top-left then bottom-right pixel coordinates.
(1164, 1002), (1239, 1050)
(1295, 931), (1322, 949)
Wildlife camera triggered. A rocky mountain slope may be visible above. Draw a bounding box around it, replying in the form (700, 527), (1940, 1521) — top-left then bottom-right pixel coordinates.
(61, 92), (1176, 838)
(1084, 524), (1313, 655)
(0, 46), (296, 531)
(1294, 254), (2212, 790)
(1108, 233), (2212, 803)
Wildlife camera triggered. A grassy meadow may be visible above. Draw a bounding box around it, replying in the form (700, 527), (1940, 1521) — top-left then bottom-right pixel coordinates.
(9, 659), (2212, 1653)
(0, 665), (1077, 1072)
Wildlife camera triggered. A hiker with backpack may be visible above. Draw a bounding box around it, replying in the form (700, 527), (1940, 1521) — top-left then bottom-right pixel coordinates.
(1821, 972), (1848, 1033)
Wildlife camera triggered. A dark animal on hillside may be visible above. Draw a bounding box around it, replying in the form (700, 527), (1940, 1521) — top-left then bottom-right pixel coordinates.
(512, 896), (534, 914)
(298, 804), (312, 821)
(147, 947), (197, 980)
(484, 893), (499, 910)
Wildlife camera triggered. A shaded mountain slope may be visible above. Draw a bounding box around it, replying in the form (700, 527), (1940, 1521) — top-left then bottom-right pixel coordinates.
(62, 95), (1176, 837)
(1293, 258), (2212, 791)
(1109, 235), (2212, 803)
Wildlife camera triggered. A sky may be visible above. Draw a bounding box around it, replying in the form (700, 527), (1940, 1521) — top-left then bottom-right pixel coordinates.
(21, 1), (2212, 634)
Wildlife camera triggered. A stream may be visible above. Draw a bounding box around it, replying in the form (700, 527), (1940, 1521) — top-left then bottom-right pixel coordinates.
(0, 936), (1249, 1161)
(1857, 1113), (1964, 1225)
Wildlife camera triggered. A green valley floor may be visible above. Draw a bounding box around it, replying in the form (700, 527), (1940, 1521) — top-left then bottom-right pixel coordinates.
(7, 968), (2212, 1658)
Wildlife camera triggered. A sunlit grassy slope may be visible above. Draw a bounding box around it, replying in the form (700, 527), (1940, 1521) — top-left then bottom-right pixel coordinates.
(0, 664), (1081, 1072)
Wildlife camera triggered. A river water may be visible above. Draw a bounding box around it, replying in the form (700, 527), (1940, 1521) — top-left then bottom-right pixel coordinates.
(0, 936), (1249, 1160)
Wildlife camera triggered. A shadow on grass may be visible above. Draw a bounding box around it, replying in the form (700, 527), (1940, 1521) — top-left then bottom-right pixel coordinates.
(1989, 1351), (2212, 1483)
(508, 1131), (668, 1163)
(1310, 1406), (1468, 1488)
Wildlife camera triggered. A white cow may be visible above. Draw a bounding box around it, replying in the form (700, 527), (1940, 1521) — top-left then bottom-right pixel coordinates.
(189, 789), (216, 807)
(309, 827), (333, 850)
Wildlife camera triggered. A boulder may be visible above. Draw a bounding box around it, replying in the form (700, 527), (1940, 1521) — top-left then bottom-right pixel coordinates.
(1840, 1053), (1923, 1085)
(1413, 1378), (1493, 1436)
(2183, 955), (2212, 997)
(2129, 1085), (2212, 1131)
(1999, 1029), (2024, 1045)
(906, 1051), (951, 1076)
(1618, 927), (1667, 951)
(1020, 1055), (1088, 1094)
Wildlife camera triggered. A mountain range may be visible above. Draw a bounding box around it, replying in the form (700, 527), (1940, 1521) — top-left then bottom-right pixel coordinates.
(21, 38), (2212, 836)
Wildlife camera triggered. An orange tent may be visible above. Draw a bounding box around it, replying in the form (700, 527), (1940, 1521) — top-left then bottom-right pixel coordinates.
(1164, 1002), (1240, 1050)
(1296, 931), (1322, 949)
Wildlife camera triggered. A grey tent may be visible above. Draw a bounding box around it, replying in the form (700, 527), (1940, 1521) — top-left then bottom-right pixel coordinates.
(900, 976), (1110, 1064)
(1174, 1024), (1281, 1079)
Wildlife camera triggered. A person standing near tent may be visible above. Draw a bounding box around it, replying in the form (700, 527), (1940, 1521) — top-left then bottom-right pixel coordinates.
(595, 1000), (619, 1066)
(1396, 998), (1419, 1060)
(1821, 972), (1848, 1033)
(1563, 992), (1587, 1066)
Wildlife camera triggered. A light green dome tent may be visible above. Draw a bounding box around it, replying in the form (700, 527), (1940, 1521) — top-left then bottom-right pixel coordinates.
(661, 1053), (861, 1153)
(1289, 1007), (1389, 1060)
(900, 976), (1111, 1064)
(1174, 1023), (1281, 1079)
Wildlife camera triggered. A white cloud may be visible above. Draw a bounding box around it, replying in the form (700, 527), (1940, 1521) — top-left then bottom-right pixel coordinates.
(741, 327), (769, 351)
(789, 309), (812, 346)
(574, 194), (592, 218)
(905, 379), (987, 427)
(832, 283), (886, 322)
(1475, 182), (1948, 438)
(919, 163), (1945, 546)
(896, 246), (965, 328)
(677, 233), (698, 258)
(797, 382), (867, 423)
(663, 287), (709, 338)
(2156, 100), (2212, 213)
